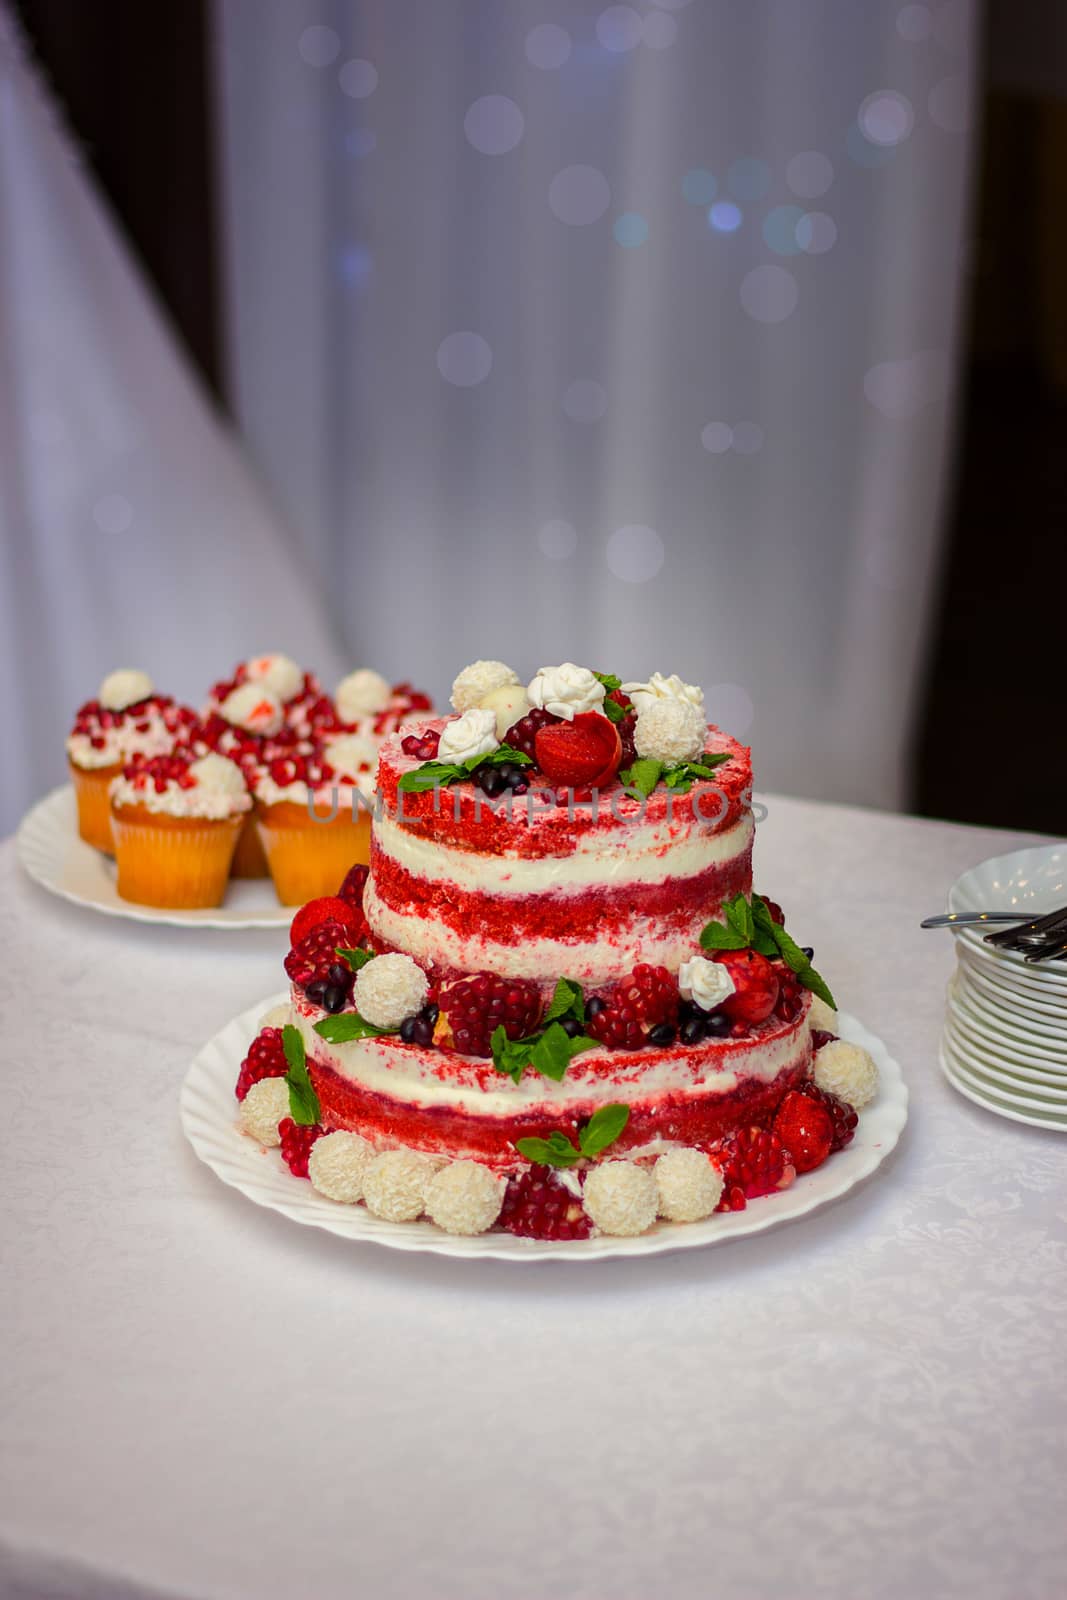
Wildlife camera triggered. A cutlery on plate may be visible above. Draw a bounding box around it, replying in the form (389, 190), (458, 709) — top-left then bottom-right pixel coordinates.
(984, 903), (1067, 949)
(921, 911), (1032, 930)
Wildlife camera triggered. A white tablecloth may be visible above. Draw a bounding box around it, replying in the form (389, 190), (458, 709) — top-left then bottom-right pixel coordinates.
(2, 797), (1065, 1600)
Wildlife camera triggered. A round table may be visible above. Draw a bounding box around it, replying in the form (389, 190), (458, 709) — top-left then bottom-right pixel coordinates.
(2, 797), (1065, 1600)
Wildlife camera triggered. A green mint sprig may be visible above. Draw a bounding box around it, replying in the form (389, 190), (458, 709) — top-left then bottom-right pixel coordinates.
(699, 894), (835, 1008)
(620, 751), (731, 798)
(314, 1012), (394, 1043)
(515, 1104), (630, 1168)
(336, 946), (375, 972)
(594, 672), (627, 724)
(282, 1023), (321, 1126)
(543, 976), (586, 1025)
(397, 742), (531, 794)
(491, 1020), (597, 1084)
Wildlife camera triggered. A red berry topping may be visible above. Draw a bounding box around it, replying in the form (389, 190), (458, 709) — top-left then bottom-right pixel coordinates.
(811, 1028), (838, 1052)
(774, 970), (804, 1022)
(534, 711), (622, 789)
(797, 1080), (857, 1152)
(289, 895), (365, 949)
(284, 919), (355, 1001)
(759, 896), (786, 926)
(503, 706), (560, 761)
(498, 1166), (592, 1241)
(435, 972), (543, 1058)
(715, 1126), (795, 1204)
(401, 728), (441, 760)
(713, 948), (780, 1027)
(337, 862), (370, 908)
(235, 1027), (288, 1101)
(772, 1090), (833, 1174)
(606, 688), (638, 767)
(278, 1117), (322, 1178)
(586, 964), (677, 1050)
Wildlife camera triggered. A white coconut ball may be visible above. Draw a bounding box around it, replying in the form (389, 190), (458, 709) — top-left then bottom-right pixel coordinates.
(425, 1161), (505, 1235)
(244, 653), (303, 703)
(582, 1161), (658, 1237)
(353, 953), (429, 1030)
(812, 1039), (879, 1110)
(308, 1131), (375, 1203)
(362, 1149), (435, 1222)
(479, 682), (531, 740)
(257, 1003), (291, 1032)
(220, 682), (284, 737)
(336, 668), (391, 722)
(238, 1079), (290, 1147)
(808, 995), (839, 1035)
(451, 660), (520, 715)
(632, 698), (706, 766)
(99, 668), (154, 711)
(654, 1148), (724, 1223)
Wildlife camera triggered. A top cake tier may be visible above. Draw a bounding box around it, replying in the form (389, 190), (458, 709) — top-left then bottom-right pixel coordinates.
(366, 721), (754, 985)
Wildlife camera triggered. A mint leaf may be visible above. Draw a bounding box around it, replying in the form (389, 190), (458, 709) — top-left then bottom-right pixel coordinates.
(578, 1104), (629, 1158)
(662, 754), (732, 791)
(314, 1013), (393, 1043)
(492, 1020), (595, 1083)
(463, 743), (532, 773)
(490, 1025), (533, 1083)
(397, 760), (466, 793)
(601, 696), (626, 724)
(544, 977), (585, 1025)
(515, 1131), (582, 1169)
(752, 896), (836, 1009)
(723, 893), (754, 945)
(593, 671), (622, 693)
(620, 758), (663, 798)
(528, 1022), (581, 1082)
(699, 920), (747, 952)
(282, 1023), (320, 1126)
(336, 946), (375, 972)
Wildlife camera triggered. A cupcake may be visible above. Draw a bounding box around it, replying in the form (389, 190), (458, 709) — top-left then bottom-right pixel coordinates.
(66, 670), (197, 854)
(205, 653), (329, 738)
(334, 669), (433, 740)
(109, 750), (251, 908)
(253, 730), (379, 905)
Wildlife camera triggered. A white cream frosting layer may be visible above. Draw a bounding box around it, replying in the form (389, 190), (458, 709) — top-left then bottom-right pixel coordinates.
(374, 809), (753, 896)
(67, 706), (176, 770)
(291, 994), (807, 1116)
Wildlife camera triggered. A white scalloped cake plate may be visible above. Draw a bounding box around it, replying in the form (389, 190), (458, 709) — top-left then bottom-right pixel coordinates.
(179, 992), (908, 1262)
(17, 786), (292, 929)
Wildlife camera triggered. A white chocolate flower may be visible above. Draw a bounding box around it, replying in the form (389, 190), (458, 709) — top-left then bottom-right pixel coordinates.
(219, 682), (284, 737)
(238, 1079), (290, 1147)
(336, 668), (391, 721)
(479, 682), (531, 740)
(308, 1131), (375, 1203)
(654, 1148), (724, 1222)
(526, 663), (605, 722)
(353, 953), (429, 1030)
(812, 1040), (879, 1110)
(244, 653), (302, 703)
(621, 671), (705, 718)
(582, 1161), (658, 1237)
(425, 1161), (505, 1235)
(98, 668), (154, 711)
(437, 707), (499, 765)
(362, 1149), (434, 1222)
(633, 698), (706, 765)
(678, 955), (735, 1012)
(187, 752), (247, 799)
(451, 660), (520, 714)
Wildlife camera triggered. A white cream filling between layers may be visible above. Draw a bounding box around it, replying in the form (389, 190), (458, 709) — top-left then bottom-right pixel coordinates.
(294, 1002), (807, 1117)
(374, 809), (753, 895)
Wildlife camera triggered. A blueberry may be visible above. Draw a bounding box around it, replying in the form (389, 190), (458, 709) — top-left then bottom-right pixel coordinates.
(801, 947), (814, 961)
(497, 763), (518, 782)
(328, 962), (350, 986)
(705, 1011), (732, 1036)
(586, 997), (606, 1018)
(305, 978), (330, 1004)
(476, 767), (505, 797)
(680, 1016), (707, 1045)
(678, 1000), (703, 1024)
(411, 1017), (434, 1046)
(422, 1002), (439, 1026)
(648, 1022), (676, 1047)
(557, 1016), (583, 1038)
(322, 983), (346, 1014)
(400, 1016), (417, 1043)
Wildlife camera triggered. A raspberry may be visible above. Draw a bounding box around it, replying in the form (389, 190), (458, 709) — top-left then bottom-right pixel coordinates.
(586, 964), (677, 1050)
(337, 863), (370, 908)
(714, 1126), (795, 1206)
(498, 1166), (592, 1240)
(607, 689), (638, 767)
(284, 919), (354, 1000)
(713, 948), (780, 1027)
(279, 1117), (323, 1178)
(797, 1080), (858, 1151)
(235, 1027), (288, 1101)
(533, 712), (622, 789)
(772, 1090), (833, 1173)
(289, 895), (365, 949)
(504, 707), (560, 761)
(435, 972), (543, 1058)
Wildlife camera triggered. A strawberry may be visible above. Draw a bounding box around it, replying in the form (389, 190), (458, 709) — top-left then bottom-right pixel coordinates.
(772, 1090), (833, 1173)
(534, 712), (622, 789)
(289, 895), (365, 949)
(712, 948), (780, 1026)
(796, 1080), (857, 1151)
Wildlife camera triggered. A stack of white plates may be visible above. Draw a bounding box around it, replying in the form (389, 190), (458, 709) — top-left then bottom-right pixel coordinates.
(941, 844), (1067, 1131)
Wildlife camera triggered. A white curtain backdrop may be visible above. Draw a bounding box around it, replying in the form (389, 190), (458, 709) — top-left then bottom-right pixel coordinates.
(215, 0), (977, 811)
(0, 5), (346, 834)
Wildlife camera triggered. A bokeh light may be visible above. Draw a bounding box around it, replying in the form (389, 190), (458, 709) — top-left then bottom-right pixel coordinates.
(298, 25), (340, 67)
(464, 95), (525, 155)
(763, 205), (806, 255)
(727, 158), (772, 201)
(858, 90), (914, 147)
(613, 212), (649, 247)
(606, 526), (664, 584)
(525, 23), (571, 69)
(549, 165), (611, 225)
(337, 244), (372, 286)
(437, 332), (493, 387)
(701, 423), (733, 454)
(730, 421), (764, 455)
(796, 211), (837, 254)
(740, 265), (799, 323)
(538, 520), (578, 561)
(597, 6), (643, 52)
(339, 59), (378, 99)
(682, 169), (716, 205)
(708, 201), (742, 233)
(563, 380), (608, 423)
(786, 150), (833, 198)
